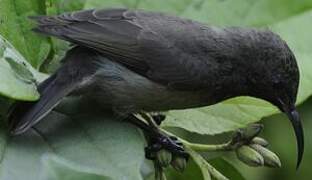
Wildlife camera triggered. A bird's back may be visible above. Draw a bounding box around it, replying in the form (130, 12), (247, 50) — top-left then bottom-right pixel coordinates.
(31, 8), (238, 90)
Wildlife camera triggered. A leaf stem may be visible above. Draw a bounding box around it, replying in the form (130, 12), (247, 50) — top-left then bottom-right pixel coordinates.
(185, 141), (232, 152)
(204, 161), (229, 180)
(161, 128), (233, 152)
(186, 146), (229, 180)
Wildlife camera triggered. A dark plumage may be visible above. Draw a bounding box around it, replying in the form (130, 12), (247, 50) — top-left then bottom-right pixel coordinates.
(9, 8), (303, 167)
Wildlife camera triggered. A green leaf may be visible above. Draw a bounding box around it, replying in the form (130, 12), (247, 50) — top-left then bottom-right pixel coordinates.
(40, 155), (111, 180)
(0, 35), (40, 101)
(163, 97), (276, 135)
(84, 0), (312, 135)
(0, 110), (145, 180)
(0, 0), (51, 69)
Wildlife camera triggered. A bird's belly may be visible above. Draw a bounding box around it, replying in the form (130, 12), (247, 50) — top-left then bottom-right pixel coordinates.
(116, 86), (210, 112)
(96, 83), (211, 113)
(90, 59), (212, 113)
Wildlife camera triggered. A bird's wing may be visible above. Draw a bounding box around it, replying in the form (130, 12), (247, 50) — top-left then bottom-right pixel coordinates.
(9, 47), (98, 135)
(32, 8), (212, 90)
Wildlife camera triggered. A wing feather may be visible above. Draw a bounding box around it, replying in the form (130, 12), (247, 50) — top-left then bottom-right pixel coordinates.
(32, 8), (213, 90)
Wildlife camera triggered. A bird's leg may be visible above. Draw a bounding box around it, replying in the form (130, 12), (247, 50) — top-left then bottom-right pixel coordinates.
(140, 113), (159, 130)
(126, 114), (189, 160)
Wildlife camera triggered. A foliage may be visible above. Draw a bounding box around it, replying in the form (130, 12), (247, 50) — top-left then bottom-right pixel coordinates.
(0, 35), (39, 100)
(0, 0), (312, 179)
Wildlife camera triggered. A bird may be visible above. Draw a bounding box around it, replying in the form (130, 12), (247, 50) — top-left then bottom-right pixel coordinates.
(7, 8), (303, 168)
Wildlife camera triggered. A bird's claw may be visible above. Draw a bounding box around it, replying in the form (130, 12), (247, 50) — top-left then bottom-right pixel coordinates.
(145, 134), (189, 160)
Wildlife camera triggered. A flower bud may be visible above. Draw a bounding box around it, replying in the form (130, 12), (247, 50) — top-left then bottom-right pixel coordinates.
(251, 137), (269, 147)
(236, 145), (264, 167)
(171, 156), (187, 172)
(250, 144), (281, 168)
(156, 149), (172, 167)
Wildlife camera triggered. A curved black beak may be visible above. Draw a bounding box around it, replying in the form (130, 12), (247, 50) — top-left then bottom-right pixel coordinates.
(286, 109), (304, 169)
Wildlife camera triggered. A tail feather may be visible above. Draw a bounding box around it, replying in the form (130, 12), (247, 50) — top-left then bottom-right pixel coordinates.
(9, 74), (77, 135)
(8, 47), (98, 135)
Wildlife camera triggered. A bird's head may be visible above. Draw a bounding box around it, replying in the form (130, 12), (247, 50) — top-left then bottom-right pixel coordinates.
(244, 31), (303, 168)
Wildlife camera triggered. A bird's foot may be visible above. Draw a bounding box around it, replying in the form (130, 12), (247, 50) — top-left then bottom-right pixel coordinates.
(145, 132), (189, 172)
(145, 133), (189, 160)
(125, 113), (189, 168)
(140, 113), (189, 160)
